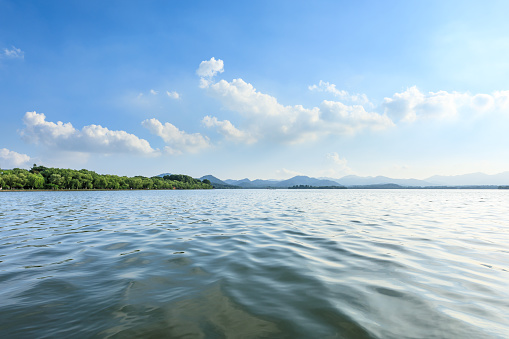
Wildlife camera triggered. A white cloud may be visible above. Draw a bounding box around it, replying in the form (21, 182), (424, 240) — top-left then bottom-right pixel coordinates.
(209, 79), (287, 116)
(20, 112), (76, 144)
(202, 116), (256, 144)
(323, 152), (353, 177)
(320, 101), (394, 135)
(197, 57), (224, 88)
(415, 90), (468, 119)
(207, 78), (321, 143)
(141, 118), (210, 154)
(129, 90), (181, 113)
(471, 94), (494, 112)
(198, 60), (509, 147)
(197, 57), (224, 78)
(3, 46), (24, 59)
(382, 86), (509, 122)
(494, 90), (509, 110)
(166, 91), (180, 99)
(20, 111), (158, 155)
(327, 152), (348, 166)
(382, 86), (425, 122)
(203, 76), (392, 143)
(0, 148), (31, 168)
(309, 80), (370, 105)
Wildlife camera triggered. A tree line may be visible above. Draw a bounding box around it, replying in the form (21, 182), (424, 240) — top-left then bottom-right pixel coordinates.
(288, 185), (347, 189)
(0, 165), (212, 190)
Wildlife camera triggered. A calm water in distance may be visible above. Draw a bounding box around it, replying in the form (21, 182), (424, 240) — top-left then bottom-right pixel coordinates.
(1, 189), (508, 338)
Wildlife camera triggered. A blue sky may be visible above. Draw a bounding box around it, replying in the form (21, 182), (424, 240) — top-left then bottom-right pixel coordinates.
(2, 0), (509, 180)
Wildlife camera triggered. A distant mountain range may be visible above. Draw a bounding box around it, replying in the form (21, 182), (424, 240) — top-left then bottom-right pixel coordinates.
(328, 175), (435, 187)
(153, 171), (509, 188)
(197, 171), (509, 188)
(425, 172), (509, 186)
(202, 175), (343, 188)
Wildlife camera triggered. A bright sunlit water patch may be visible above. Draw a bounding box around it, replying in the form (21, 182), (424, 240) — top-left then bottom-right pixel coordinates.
(1, 189), (508, 338)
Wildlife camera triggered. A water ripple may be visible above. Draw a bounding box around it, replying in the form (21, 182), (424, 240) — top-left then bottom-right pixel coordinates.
(1, 189), (508, 338)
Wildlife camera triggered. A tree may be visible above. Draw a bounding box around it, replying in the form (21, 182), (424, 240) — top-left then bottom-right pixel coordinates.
(48, 173), (64, 189)
(127, 177), (143, 189)
(0, 166), (212, 190)
(142, 178), (153, 189)
(27, 173), (44, 189)
(93, 176), (108, 189)
(30, 164), (48, 174)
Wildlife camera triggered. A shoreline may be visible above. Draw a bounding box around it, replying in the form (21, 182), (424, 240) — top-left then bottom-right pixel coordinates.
(1, 187), (507, 192)
(0, 188), (211, 192)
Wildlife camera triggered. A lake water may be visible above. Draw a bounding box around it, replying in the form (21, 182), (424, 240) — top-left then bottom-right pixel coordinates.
(1, 189), (508, 338)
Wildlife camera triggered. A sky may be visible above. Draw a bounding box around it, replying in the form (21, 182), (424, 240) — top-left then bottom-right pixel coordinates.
(1, 0), (509, 180)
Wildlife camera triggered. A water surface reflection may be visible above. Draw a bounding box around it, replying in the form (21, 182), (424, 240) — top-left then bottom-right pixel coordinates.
(1, 189), (508, 338)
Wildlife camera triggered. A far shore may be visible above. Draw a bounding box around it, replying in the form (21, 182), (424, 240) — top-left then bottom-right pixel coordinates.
(2, 186), (507, 192)
(0, 188), (209, 192)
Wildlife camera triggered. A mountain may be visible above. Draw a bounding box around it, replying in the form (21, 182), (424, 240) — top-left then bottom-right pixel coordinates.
(224, 178), (249, 185)
(200, 175), (228, 185)
(164, 172), (509, 188)
(328, 172), (509, 187)
(199, 175), (241, 189)
(156, 172), (172, 178)
(277, 176), (341, 188)
(223, 176), (342, 188)
(335, 175), (435, 187)
(224, 178), (279, 188)
(251, 179), (280, 186)
(425, 171), (509, 186)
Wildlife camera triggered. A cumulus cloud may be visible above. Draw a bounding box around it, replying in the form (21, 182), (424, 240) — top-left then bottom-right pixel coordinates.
(494, 90), (509, 110)
(198, 59), (509, 146)
(0, 148), (31, 168)
(202, 116), (256, 144)
(324, 152), (353, 177)
(141, 118), (210, 154)
(309, 80), (370, 105)
(3, 46), (24, 59)
(20, 112), (158, 155)
(327, 152), (348, 166)
(166, 91), (180, 99)
(382, 86), (509, 122)
(470, 94), (494, 112)
(197, 57), (224, 78)
(320, 101), (393, 134)
(202, 75), (392, 143)
(382, 86), (424, 122)
(206, 78), (322, 143)
(138, 89), (180, 97)
(197, 57), (224, 88)
(209, 78), (289, 116)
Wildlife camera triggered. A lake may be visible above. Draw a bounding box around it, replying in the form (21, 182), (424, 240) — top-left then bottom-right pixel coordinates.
(1, 189), (508, 338)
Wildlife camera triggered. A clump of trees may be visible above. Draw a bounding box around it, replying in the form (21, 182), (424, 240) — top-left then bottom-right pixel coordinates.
(289, 185), (347, 189)
(0, 165), (212, 190)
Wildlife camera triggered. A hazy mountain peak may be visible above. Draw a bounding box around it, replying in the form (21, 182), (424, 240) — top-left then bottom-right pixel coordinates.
(194, 171), (509, 188)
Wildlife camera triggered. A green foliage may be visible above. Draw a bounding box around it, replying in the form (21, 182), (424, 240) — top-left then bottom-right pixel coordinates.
(289, 185), (347, 189)
(27, 173), (45, 189)
(0, 166), (213, 191)
(166, 174), (201, 185)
